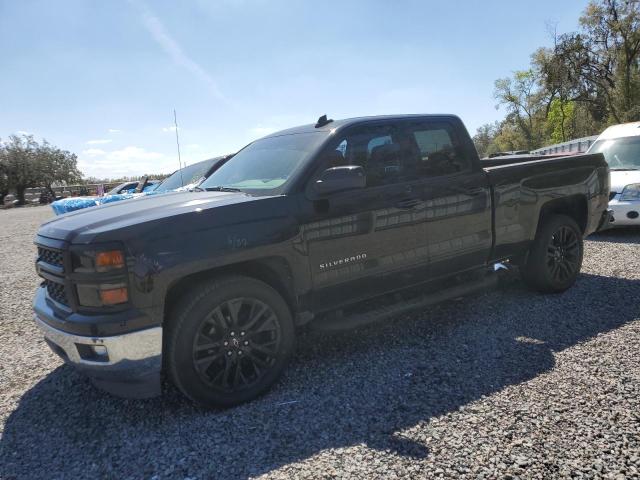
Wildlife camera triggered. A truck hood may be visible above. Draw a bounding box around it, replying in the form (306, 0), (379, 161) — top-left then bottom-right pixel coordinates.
(38, 190), (268, 243)
(610, 170), (640, 193)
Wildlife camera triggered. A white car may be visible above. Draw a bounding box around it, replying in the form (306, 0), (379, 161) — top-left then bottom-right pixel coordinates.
(588, 122), (640, 228)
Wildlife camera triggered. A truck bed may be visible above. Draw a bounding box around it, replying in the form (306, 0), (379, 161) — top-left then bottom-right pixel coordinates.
(480, 152), (581, 167)
(481, 152), (609, 262)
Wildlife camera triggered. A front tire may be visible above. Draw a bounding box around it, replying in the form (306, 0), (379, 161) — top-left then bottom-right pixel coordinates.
(166, 275), (295, 408)
(521, 214), (583, 293)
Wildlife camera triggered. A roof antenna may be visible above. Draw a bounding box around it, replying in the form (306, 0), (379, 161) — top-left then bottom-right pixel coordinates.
(315, 114), (333, 128)
(174, 109), (184, 187)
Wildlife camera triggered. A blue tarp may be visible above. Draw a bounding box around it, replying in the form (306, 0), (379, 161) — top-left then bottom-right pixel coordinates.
(50, 193), (139, 215)
(49, 182), (198, 216)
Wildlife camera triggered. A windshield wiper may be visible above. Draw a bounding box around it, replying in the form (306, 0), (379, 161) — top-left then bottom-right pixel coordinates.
(610, 168), (639, 171)
(204, 186), (243, 192)
(193, 186), (205, 192)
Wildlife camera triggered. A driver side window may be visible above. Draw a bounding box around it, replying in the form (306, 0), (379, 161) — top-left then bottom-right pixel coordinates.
(316, 123), (416, 188)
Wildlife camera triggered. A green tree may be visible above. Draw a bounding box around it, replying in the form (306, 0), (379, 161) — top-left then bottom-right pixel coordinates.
(35, 141), (82, 198)
(581, 0), (640, 122)
(546, 99), (576, 143)
(494, 70), (548, 149)
(3, 134), (40, 205)
(489, 0), (640, 151)
(0, 146), (9, 205)
(1, 134), (81, 204)
(472, 122), (499, 157)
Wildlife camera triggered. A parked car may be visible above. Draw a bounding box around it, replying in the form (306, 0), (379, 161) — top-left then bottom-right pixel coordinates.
(106, 180), (161, 196)
(587, 121), (640, 228)
(33, 114), (609, 408)
(50, 155), (231, 215)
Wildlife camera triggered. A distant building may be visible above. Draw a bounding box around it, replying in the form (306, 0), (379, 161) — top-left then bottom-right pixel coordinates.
(531, 136), (598, 155)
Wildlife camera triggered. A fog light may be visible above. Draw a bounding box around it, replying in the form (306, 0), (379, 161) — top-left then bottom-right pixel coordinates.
(99, 287), (128, 305)
(91, 345), (108, 357)
(76, 343), (110, 362)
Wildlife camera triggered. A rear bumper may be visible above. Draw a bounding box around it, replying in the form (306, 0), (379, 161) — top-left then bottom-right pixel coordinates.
(34, 316), (162, 399)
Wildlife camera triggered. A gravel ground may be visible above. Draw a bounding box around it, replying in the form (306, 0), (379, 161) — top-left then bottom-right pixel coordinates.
(1, 206), (639, 479)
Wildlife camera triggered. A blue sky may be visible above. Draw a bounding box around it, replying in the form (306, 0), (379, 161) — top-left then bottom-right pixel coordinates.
(0, 0), (589, 178)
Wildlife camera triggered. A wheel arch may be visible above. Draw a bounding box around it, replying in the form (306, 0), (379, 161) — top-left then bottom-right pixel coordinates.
(163, 256), (297, 326)
(537, 194), (588, 235)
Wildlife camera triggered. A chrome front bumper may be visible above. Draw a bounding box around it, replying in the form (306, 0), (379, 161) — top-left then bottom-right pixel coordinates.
(608, 198), (640, 227)
(35, 316), (163, 398)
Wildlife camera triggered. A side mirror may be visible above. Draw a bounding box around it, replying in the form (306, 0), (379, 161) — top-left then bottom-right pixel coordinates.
(314, 165), (366, 195)
(135, 176), (149, 193)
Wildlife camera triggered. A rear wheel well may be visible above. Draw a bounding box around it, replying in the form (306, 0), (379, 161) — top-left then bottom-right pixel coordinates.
(537, 195), (588, 234)
(163, 258), (296, 325)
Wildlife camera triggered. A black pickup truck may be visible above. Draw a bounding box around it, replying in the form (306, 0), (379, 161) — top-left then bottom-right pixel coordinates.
(33, 114), (610, 407)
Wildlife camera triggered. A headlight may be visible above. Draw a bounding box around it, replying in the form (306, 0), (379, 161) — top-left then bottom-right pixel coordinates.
(95, 250), (125, 272)
(73, 248), (126, 272)
(72, 246), (129, 307)
(620, 183), (640, 201)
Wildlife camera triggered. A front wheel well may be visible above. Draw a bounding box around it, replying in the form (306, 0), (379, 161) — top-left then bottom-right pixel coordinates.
(163, 258), (297, 326)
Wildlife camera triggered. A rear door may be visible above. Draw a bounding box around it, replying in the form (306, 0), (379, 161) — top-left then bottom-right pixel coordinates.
(400, 119), (492, 279)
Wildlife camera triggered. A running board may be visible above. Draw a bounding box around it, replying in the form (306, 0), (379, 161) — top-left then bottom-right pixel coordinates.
(312, 274), (498, 332)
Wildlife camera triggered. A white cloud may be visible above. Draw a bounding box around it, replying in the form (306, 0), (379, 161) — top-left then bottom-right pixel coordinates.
(108, 146), (164, 161)
(162, 125), (179, 133)
(135, 1), (227, 102)
(86, 139), (113, 145)
(108, 129), (122, 134)
(16, 130), (33, 136)
(82, 148), (107, 156)
(78, 145), (175, 178)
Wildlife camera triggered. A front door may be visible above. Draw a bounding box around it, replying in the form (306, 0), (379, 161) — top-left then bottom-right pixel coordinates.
(298, 121), (430, 311)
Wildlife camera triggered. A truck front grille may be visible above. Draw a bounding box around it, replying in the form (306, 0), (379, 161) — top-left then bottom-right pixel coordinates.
(38, 246), (64, 270)
(43, 279), (68, 306)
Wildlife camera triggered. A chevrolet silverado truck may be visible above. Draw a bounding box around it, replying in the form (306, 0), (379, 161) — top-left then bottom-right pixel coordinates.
(33, 114), (610, 407)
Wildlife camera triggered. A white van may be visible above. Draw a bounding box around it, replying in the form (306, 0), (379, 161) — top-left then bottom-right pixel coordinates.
(588, 122), (640, 227)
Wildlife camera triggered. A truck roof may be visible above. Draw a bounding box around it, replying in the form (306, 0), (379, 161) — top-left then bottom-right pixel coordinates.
(262, 114), (462, 138)
(597, 121), (640, 140)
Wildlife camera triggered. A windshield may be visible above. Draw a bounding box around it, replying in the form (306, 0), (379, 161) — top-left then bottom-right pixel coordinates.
(589, 136), (640, 170)
(199, 133), (327, 195)
(156, 159), (215, 192)
(107, 182), (135, 195)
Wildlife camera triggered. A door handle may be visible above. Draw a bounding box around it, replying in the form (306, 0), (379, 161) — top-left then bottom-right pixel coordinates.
(395, 198), (420, 210)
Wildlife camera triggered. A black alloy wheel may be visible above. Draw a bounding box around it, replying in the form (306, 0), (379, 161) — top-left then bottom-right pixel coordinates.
(521, 214), (584, 293)
(545, 225), (581, 284)
(167, 275), (295, 408)
(192, 298), (281, 392)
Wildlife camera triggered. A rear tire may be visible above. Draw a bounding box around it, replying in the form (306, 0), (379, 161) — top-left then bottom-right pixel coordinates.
(521, 214), (583, 293)
(166, 275), (295, 408)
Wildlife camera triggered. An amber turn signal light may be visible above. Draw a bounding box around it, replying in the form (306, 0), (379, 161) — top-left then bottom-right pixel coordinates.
(95, 250), (125, 271)
(99, 287), (128, 305)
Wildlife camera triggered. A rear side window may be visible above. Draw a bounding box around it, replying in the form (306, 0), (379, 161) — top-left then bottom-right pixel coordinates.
(406, 122), (470, 177)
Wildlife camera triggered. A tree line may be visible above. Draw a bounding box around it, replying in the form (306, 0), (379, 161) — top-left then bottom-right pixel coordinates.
(474, 0), (640, 157)
(0, 134), (82, 205)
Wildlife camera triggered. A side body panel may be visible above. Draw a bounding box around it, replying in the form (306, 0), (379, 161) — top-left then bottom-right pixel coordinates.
(420, 170), (492, 280)
(295, 183), (430, 312)
(485, 153), (609, 262)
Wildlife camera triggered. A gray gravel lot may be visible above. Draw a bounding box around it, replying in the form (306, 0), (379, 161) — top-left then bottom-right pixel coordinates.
(1, 206), (639, 479)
